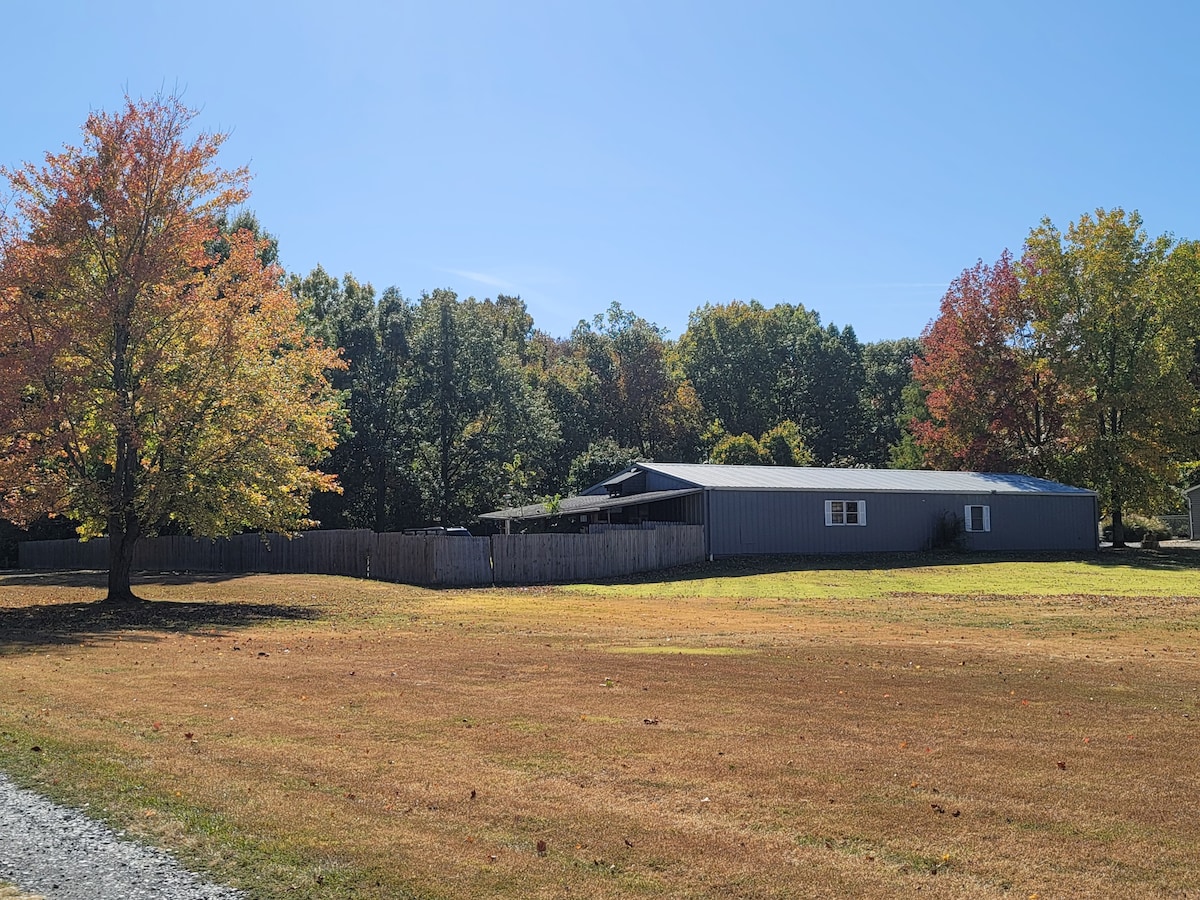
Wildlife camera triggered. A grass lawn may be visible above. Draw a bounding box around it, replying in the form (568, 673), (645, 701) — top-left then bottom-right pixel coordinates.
(1, 550), (1199, 899)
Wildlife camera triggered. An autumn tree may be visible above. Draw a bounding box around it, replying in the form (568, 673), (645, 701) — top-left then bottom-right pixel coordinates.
(912, 252), (1066, 474)
(0, 96), (342, 601)
(209, 209), (279, 267)
(1022, 209), (1200, 545)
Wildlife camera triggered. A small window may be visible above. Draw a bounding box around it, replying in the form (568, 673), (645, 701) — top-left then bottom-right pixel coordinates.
(965, 504), (991, 532)
(825, 500), (867, 526)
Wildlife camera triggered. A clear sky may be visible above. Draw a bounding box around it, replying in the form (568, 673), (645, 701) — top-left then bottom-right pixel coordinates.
(3, 1), (1198, 343)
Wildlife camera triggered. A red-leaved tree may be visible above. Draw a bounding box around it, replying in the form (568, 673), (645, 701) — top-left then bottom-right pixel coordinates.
(911, 251), (1067, 474)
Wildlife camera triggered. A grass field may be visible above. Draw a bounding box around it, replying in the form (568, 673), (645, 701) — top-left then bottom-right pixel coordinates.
(1, 551), (1199, 899)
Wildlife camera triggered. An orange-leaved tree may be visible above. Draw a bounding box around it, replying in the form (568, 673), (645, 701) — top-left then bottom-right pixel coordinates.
(0, 95), (343, 602)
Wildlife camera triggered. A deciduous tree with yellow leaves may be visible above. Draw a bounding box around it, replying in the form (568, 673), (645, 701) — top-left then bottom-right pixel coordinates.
(0, 95), (342, 601)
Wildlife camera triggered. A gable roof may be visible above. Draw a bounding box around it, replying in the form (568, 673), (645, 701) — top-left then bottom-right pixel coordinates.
(634, 463), (1095, 496)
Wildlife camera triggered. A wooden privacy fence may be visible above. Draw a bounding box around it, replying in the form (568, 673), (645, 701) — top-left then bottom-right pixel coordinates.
(17, 525), (704, 587)
(491, 526), (704, 584)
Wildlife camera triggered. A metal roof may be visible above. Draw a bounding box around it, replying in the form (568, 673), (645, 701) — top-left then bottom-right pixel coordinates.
(636, 463), (1096, 496)
(479, 488), (702, 521)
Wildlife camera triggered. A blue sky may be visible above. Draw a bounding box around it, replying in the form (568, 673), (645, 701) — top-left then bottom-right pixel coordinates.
(4, 1), (1198, 342)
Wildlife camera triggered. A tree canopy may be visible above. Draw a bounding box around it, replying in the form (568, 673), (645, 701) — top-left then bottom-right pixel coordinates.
(0, 95), (342, 599)
(912, 252), (1064, 474)
(912, 209), (1200, 543)
(1024, 210), (1200, 543)
(678, 301), (869, 465)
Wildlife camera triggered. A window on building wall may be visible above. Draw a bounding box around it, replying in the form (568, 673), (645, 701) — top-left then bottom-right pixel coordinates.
(825, 500), (866, 526)
(965, 504), (991, 532)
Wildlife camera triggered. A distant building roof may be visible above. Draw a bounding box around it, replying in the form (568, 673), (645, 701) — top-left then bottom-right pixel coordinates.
(480, 464), (1095, 523)
(479, 488), (701, 521)
(634, 463), (1096, 496)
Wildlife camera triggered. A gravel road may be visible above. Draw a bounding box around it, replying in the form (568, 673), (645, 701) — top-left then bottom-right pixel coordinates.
(0, 774), (242, 900)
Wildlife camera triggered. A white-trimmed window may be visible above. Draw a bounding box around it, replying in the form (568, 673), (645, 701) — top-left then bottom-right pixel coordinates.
(965, 504), (991, 532)
(825, 499), (866, 526)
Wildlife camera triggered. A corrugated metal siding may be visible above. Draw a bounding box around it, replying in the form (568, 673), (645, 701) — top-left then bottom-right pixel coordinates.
(706, 489), (1097, 556)
(959, 492), (1097, 552)
(1186, 485), (1200, 540)
(642, 468), (700, 492)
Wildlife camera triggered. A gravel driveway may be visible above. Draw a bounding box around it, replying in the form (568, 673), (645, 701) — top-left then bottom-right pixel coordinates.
(0, 774), (242, 900)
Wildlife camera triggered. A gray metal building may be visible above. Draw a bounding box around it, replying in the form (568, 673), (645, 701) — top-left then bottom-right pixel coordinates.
(1187, 484), (1200, 540)
(481, 463), (1100, 556)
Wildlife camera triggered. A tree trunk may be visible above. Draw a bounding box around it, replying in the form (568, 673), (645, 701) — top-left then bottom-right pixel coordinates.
(105, 397), (144, 602)
(374, 453), (389, 533)
(1107, 410), (1125, 548)
(106, 302), (145, 603)
(105, 518), (143, 603)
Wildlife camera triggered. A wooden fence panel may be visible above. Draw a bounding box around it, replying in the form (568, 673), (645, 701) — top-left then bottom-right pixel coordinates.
(369, 533), (422, 583)
(19, 537), (110, 570)
(491, 525), (703, 584)
(656, 524), (707, 570)
(19, 524), (704, 586)
(367, 534), (491, 586)
(430, 537), (493, 586)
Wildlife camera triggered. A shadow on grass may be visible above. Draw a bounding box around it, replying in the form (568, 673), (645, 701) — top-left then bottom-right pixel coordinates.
(1085, 546), (1200, 571)
(0, 570), (248, 588)
(0, 571), (322, 650)
(600, 545), (1200, 587)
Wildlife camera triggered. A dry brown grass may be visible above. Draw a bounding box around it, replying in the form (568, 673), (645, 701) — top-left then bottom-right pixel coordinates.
(1, 559), (1199, 899)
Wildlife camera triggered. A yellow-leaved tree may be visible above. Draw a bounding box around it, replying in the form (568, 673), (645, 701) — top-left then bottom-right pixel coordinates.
(0, 95), (343, 602)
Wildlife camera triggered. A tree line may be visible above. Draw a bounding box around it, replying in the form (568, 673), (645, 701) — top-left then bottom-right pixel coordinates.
(4, 96), (1198, 599)
(291, 207), (1200, 546)
(289, 265), (922, 531)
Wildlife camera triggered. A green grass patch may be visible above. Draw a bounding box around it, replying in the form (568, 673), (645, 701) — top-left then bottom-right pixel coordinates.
(561, 550), (1200, 600)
